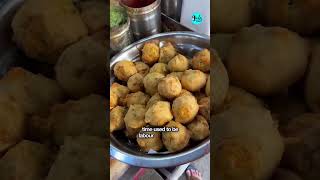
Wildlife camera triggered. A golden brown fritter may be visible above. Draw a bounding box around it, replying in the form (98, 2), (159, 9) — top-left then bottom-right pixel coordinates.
(124, 104), (146, 136)
(113, 60), (137, 81)
(0, 67), (64, 116)
(143, 72), (165, 95)
(168, 54), (189, 72)
(159, 42), (176, 64)
(191, 49), (210, 73)
(110, 106), (127, 133)
(55, 37), (107, 98)
(227, 25), (308, 96)
(162, 121), (190, 152)
(187, 115), (210, 141)
(146, 93), (166, 109)
(110, 83), (130, 106)
(158, 76), (182, 99)
(141, 42), (160, 65)
(11, 0), (88, 63)
(0, 140), (52, 180)
(145, 101), (173, 126)
(126, 91), (150, 107)
(149, 63), (169, 75)
(172, 95), (199, 124)
(181, 69), (207, 92)
(127, 73), (144, 92)
(137, 130), (163, 152)
(134, 62), (150, 77)
(46, 136), (107, 180)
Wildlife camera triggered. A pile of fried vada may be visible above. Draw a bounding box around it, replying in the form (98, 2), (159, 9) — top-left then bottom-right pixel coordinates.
(110, 41), (210, 153)
(212, 0), (320, 180)
(0, 0), (108, 179)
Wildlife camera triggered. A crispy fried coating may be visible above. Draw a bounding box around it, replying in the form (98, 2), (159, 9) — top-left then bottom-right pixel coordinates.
(113, 60), (137, 81)
(181, 69), (207, 92)
(159, 42), (176, 63)
(0, 140), (52, 180)
(0, 67), (64, 115)
(55, 37), (107, 98)
(145, 101), (173, 126)
(168, 54), (189, 72)
(187, 115), (210, 141)
(162, 121), (190, 152)
(191, 49), (210, 73)
(110, 106), (127, 133)
(46, 136), (107, 180)
(11, 0), (88, 63)
(172, 95), (199, 124)
(141, 42), (160, 65)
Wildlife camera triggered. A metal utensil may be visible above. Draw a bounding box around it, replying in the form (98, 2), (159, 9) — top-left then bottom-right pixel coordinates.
(120, 0), (161, 40)
(110, 17), (134, 53)
(161, 0), (183, 21)
(110, 32), (210, 168)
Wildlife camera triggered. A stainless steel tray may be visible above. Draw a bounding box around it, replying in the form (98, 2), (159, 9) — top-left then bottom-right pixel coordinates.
(110, 32), (210, 168)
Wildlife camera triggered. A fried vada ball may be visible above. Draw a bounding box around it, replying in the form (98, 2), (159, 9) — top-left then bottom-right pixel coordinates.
(125, 127), (141, 139)
(162, 121), (190, 152)
(141, 42), (160, 65)
(212, 49), (229, 112)
(11, 0), (88, 63)
(212, 0), (252, 33)
(158, 76), (182, 99)
(143, 72), (165, 95)
(149, 63), (169, 75)
(212, 107), (284, 180)
(127, 73), (144, 92)
(199, 97), (210, 120)
(226, 25), (309, 96)
(124, 104), (146, 130)
(110, 83), (129, 106)
(168, 54), (189, 72)
(0, 67), (64, 115)
(50, 94), (107, 145)
(172, 95), (199, 124)
(145, 101), (173, 126)
(137, 131), (163, 152)
(146, 93), (166, 109)
(55, 37), (107, 98)
(0, 140), (52, 180)
(134, 62), (150, 77)
(305, 44), (320, 113)
(205, 75), (210, 96)
(76, 0), (107, 33)
(167, 71), (183, 81)
(181, 70), (207, 92)
(113, 60), (137, 81)
(178, 89), (193, 97)
(110, 106), (127, 133)
(126, 91), (150, 107)
(110, 90), (118, 109)
(191, 49), (210, 73)
(159, 42), (176, 63)
(187, 115), (210, 141)
(0, 95), (25, 153)
(46, 136), (107, 180)
(260, 0), (320, 35)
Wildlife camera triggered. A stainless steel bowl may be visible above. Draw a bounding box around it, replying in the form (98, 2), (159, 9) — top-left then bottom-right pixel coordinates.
(110, 32), (210, 168)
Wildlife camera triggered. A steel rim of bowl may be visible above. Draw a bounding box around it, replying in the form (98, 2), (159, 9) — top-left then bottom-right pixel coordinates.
(110, 31), (210, 168)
